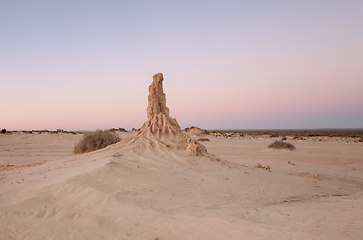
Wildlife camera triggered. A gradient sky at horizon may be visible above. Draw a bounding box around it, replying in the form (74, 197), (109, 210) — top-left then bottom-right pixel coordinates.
(1, 1), (363, 131)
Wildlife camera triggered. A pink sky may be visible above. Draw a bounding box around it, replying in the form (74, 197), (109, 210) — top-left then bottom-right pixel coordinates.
(1, 1), (362, 131)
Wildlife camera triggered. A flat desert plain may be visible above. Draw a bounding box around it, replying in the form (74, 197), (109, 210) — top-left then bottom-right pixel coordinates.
(0, 131), (362, 240)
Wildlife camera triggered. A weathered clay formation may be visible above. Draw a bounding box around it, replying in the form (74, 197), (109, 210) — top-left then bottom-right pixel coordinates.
(136, 73), (208, 156)
(139, 73), (183, 139)
(147, 73), (170, 119)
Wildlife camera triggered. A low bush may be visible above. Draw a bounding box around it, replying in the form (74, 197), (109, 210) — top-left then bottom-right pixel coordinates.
(73, 130), (121, 154)
(268, 140), (295, 151)
(197, 138), (210, 142)
(1, 129), (6, 134)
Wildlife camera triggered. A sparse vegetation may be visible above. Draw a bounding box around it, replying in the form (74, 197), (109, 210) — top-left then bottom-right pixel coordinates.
(108, 128), (127, 132)
(73, 130), (121, 154)
(268, 140), (296, 151)
(197, 138), (210, 142)
(293, 135), (305, 140)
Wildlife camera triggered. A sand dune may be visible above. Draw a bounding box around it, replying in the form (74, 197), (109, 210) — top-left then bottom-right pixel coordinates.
(1, 74), (362, 239)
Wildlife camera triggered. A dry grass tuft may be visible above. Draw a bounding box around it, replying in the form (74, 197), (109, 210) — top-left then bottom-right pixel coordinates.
(197, 138), (210, 142)
(73, 130), (121, 154)
(268, 140), (296, 151)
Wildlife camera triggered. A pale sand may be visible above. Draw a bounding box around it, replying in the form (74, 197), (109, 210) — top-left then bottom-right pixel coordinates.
(1, 132), (362, 240)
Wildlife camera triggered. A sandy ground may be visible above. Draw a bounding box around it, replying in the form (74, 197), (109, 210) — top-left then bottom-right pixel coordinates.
(1, 132), (362, 239)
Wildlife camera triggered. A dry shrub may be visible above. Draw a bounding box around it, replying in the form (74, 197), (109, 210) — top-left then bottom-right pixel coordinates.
(268, 140), (295, 151)
(197, 138), (210, 142)
(74, 130), (121, 154)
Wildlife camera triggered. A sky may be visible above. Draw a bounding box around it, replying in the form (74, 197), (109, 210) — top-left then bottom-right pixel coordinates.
(1, 0), (362, 131)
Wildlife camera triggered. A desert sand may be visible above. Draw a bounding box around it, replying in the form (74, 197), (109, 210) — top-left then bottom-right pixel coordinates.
(1, 73), (363, 240)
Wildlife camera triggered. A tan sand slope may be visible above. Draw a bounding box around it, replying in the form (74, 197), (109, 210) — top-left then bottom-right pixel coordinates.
(1, 73), (363, 239)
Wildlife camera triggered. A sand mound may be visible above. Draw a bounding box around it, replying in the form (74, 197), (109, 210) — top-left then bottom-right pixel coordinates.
(184, 126), (207, 135)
